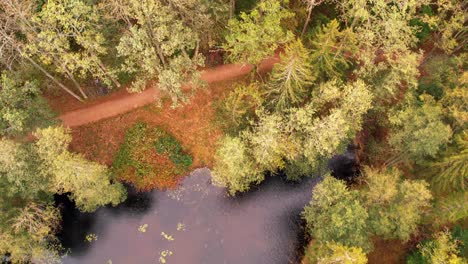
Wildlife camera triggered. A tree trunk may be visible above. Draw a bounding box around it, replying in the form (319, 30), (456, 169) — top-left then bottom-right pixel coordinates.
(97, 60), (121, 88)
(0, 31), (85, 101)
(301, 6), (313, 37)
(230, 0), (235, 19)
(192, 41), (200, 60)
(22, 55), (85, 102)
(64, 69), (88, 99)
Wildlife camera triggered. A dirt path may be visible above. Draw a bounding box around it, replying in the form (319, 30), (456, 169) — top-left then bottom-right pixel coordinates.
(59, 56), (279, 127)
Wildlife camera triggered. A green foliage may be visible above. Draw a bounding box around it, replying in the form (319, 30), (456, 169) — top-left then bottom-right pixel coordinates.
(309, 19), (356, 80)
(301, 79), (373, 163)
(25, 0), (119, 92)
(113, 122), (193, 190)
(244, 110), (290, 172)
(305, 242), (368, 264)
(431, 191), (468, 226)
(213, 78), (373, 190)
(35, 126), (127, 212)
(332, 0), (426, 103)
(407, 231), (466, 264)
(422, 0), (467, 54)
(429, 134), (468, 193)
(266, 39), (316, 109)
(0, 202), (62, 264)
(0, 74), (55, 136)
(223, 0), (294, 65)
(212, 136), (263, 195)
(388, 95), (452, 164)
(409, 5), (434, 43)
(452, 226), (468, 258)
(0, 139), (48, 200)
(0, 125), (125, 262)
(361, 167), (433, 241)
(302, 175), (372, 252)
(216, 82), (264, 134)
(418, 55), (460, 100)
(116, 0), (205, 105)
(155, 135), (193, 169)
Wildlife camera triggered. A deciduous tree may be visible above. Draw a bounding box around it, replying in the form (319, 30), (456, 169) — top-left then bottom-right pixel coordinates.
(223, 0), (294, 65)
(0, 74), (55, 136)
(212, 136), (263, 195)
(419, 231), (465, 264)
(317, 242), (367, 264)
(24, 0), (121, 99)
(361, 167), (432, 241)
(302, 175), (372, 251)
(0, 0), (83, 101)
(387, 95), (452, 166)
(35, 126), (127, 212)
(116, 0), (205, 104)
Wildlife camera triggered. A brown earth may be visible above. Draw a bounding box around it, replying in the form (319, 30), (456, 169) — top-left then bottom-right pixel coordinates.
(58, 56), (280, 127)
(68, 78), (244, 171)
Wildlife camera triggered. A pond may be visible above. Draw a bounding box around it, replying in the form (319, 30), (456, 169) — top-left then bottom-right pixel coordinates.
(58, 168), (320, 264)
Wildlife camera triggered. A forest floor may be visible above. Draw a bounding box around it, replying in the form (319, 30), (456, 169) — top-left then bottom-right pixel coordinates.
(56, 56), (279, 127)
(47, 56), (278, 174)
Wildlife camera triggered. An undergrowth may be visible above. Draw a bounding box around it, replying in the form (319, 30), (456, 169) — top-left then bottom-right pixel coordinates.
(112, 122), (192, 191)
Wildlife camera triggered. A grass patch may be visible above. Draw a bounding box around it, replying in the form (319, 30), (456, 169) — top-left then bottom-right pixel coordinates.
(112, 122), (192, 191)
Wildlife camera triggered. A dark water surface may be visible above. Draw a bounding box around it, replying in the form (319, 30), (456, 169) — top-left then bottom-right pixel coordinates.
(60, 168), (319, 264)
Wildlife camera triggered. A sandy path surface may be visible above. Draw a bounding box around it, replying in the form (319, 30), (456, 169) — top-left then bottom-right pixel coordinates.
(59, 57), (279, 127)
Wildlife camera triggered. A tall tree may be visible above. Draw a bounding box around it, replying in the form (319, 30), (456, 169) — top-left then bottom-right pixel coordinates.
(309, 19), (356, 80)
(244, 110), (291, 172)
(361, 167), (433, 241)
(0, 0), (83, 101)
(116, 0), (205, 104)
(302, 175), (372, 251)
(223, 0), (294, 65)
(301, 0), (325, 37)
(0, 202), (62, 264)
(330, 0), (428, 102)
(24, 0), (121, 100)
(429, 134), (468, 193)
(387, 95), (452, 166)
(0, 74), (55, 136)
(212, 136), (263, 195)
(266, 39), (316, 110)
(34, 126), (127, 212)
(424, 0), (467, 54)
(415, 231), (466, 264)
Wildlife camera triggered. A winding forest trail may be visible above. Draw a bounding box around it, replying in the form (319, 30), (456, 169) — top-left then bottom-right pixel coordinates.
(59, 56), (279, 127)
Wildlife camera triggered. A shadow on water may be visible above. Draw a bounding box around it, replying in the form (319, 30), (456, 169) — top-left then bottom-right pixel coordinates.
(108, 184), (155, 216)
(60, 169), (320, 264)
(58, 148), (358, 264)
(55, 194), (96, 255)
(56, 185), (156, 256)
(328, 145), (360, 182)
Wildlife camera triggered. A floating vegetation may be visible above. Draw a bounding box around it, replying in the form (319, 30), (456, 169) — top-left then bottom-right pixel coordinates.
(138, 224), (148, 233)
(85, 233), (98, 243)
(166, 181), (209, 202)
(158, 250), (173, 263)
(176, 223), (186, 231)
(161, 231), (174, 241)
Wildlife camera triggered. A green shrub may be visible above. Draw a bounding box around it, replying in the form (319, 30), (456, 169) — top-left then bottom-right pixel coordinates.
(410, 5), (434, 43)
(154, 134), (193, 169)
(112, 122), (193, 191)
